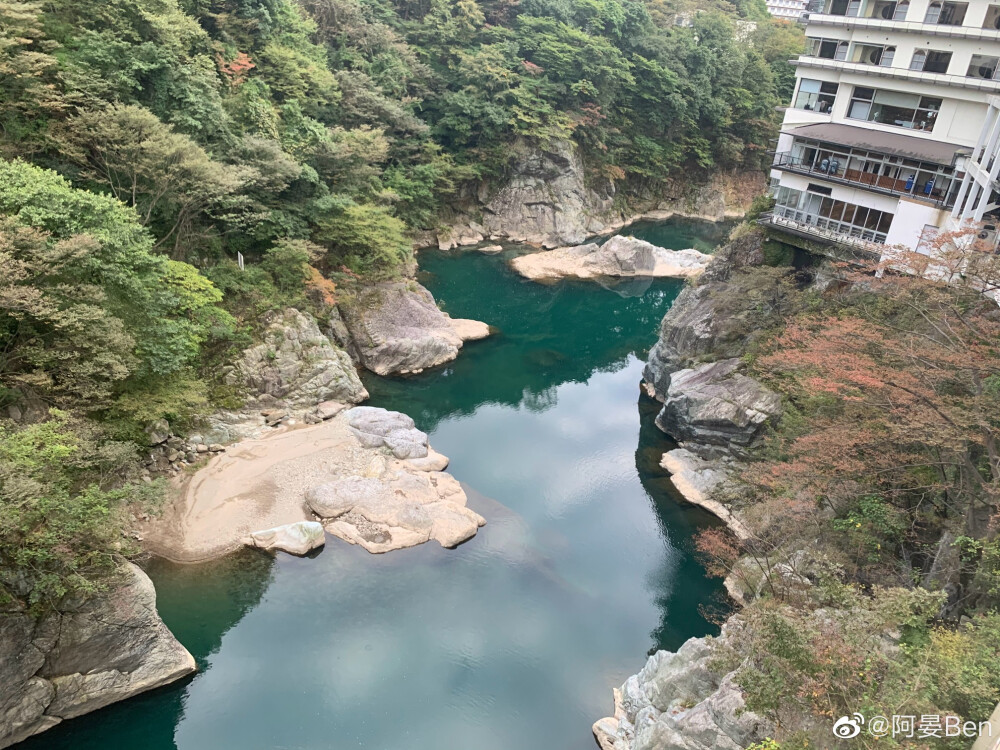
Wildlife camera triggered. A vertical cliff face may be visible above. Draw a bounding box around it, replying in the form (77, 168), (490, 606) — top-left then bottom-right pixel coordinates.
(0, 563), (195, 748)
(431, 139), (765, 251)
(478, 139), (616, 248)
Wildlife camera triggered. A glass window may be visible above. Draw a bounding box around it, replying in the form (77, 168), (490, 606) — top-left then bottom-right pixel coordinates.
(923, 50), (952, 73)
(968, 55), (1000, 80)
(926, 1), (967, 25)
(793, 79), (839, 112)
(985, 5), (1000, 29)
(847, 86), (941, 131)
(910, 49), (951, 73)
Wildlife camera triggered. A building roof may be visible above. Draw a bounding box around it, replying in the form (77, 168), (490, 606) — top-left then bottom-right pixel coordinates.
(782, 122), (969, 165)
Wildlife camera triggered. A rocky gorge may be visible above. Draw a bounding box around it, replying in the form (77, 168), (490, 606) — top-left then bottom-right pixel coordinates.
(594, 227), (794, 750)
(0, 150), (758, 748)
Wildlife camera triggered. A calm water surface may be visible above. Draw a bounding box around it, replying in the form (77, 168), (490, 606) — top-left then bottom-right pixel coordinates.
(25, 218), (729, 750)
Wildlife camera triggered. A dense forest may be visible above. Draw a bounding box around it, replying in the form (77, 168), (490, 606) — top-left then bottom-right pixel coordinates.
(0, 0), (800, 608)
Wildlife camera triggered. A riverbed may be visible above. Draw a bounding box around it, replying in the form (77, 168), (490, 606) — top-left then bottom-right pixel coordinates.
(22, 218), (731, 750)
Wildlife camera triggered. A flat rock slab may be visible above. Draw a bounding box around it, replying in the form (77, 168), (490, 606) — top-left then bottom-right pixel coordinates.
(307, 469), (485, 553)
(660, 449), (750, 540)
(142, 407), (485, 562)
(511, 235), (711, 282)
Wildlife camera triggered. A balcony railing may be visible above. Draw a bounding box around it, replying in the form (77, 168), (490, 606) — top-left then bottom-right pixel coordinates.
(771, 152), (955, 207)
(801, 11), (1000, 40)
(763, 206), (889, 247)
(793, 56), (1000, 93)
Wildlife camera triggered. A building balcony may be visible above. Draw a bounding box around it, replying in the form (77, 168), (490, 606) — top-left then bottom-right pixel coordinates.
(793, 56), (1000, 93)
(801, 12), (1000, 41)
(771, 151), (956, 207)
(760, 208), (887, 251)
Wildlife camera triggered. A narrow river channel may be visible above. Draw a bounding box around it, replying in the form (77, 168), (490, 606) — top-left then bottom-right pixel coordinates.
(22, 218), (732, 750)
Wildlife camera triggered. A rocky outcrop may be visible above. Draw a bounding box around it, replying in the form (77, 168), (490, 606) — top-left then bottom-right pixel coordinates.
(141, 406), (485, 562)
(229, 307), (369, 407)
(249, 521), (326, 556)
(656, 359), (782, 458)
(0, 564), (195, 748)
(643, 230), (769, 401)
(346, 406), (430, 458)
(308, 469), (484, 553)
(304, 407), (486, 552)
(594, 629), (771, 750)
(428, 140), (765, 251)
(470, 139), (613, 249)
(510, 236), (712, 282)
(660, 450), (749, 541)
(338, 281), (491, 376)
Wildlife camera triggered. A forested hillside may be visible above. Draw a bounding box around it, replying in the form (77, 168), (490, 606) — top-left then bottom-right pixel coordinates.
(0, 0), (801, 608)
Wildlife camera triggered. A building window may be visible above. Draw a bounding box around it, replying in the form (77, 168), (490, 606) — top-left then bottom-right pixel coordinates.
(924, 1), (967, 25)
(909, 49), (952, 73)
(854, 44), (896, 67)
(968, 54), (1000, 80)
(808, 38), (849, 60)
(985, 5), (1000, 29)
(847, 86), (941, 131)
(865, 0), (909, 18)
(793, 79), (839, 112)
(772, 188), (895, 243)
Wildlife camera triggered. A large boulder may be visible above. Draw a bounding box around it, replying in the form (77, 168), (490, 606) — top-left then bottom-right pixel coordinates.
(306, 468), (485, 553)
(656, 359), (781, 457)
(249, 521), (326, 556)
(231, 308), (368, 407)
(594, 629), (771, 750)
(346, 406), (429, 459)
(511, 235), (711, 282)
(0, 564), (196, 748)
(338, 281), (490, 376)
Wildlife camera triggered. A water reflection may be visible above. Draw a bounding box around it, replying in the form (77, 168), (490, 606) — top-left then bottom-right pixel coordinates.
(19, 218), (730, 750)
(22, 551), (275, 750)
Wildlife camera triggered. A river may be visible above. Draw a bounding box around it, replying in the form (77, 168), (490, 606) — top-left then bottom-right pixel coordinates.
(22, 217), (732, 750)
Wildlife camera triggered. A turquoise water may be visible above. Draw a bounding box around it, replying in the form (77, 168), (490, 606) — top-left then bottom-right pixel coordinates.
(23, 218), (728, 750)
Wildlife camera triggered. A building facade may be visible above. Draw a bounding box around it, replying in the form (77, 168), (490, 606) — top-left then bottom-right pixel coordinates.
(765, 0), (1000, 254)
(766, 0), (809, 21)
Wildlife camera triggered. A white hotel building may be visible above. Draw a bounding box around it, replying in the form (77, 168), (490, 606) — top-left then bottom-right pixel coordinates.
(765, 0), (1000, 254)
(767, 0), (810, 21)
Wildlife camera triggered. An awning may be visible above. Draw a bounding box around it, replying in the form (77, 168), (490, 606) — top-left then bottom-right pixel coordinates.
(782, 122), (969, 165)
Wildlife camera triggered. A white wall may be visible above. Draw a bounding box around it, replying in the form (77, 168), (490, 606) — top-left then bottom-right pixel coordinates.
(885, 197), (947, 246)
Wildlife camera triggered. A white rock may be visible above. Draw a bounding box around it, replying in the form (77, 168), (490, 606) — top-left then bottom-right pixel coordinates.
(250, 521), (326, 556)
(450, 318), (491, 341)
(659, 449), (750, 541)
(510, 235), (712, 282)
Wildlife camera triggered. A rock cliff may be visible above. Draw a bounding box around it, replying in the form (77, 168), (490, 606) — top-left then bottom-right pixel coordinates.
(593, 626), (771, 750)
(0, 564), (195, 748)
(644, 231), (783, 461)
(430, 140), (764, 251)
(230, 307), (369, 408)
